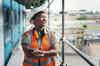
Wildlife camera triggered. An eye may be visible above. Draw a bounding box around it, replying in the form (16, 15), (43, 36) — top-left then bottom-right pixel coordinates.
(41, 16), (47, 18)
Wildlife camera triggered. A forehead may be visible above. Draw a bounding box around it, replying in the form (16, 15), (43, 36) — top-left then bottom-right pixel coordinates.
(36, 12), (48, 18)
(37, 12), (48, 16)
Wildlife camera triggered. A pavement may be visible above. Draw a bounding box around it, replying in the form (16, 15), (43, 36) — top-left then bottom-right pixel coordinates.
(63, 44), (90, 66)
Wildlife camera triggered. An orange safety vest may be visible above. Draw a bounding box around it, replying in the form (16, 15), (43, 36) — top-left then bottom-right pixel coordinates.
(23, 30), (55, 66)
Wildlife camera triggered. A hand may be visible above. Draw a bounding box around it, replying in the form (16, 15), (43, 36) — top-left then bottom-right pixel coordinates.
(42, 51), (48, 54)
(32, 49), (41, 54)
(34, 49), (41, 52)
(32, 49), (44, 56)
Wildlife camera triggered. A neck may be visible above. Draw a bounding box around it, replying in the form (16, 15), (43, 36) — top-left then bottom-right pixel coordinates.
(35, 26), (44, 32)
(34, 26), (48, 34)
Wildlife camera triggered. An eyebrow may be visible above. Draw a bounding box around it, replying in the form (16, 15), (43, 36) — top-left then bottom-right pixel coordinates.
(37, 14), (47, 17)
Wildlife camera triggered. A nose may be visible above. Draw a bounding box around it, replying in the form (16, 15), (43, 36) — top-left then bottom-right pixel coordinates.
(43, 18), (46, 21)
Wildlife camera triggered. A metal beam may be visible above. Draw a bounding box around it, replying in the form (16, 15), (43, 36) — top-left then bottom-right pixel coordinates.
(60, 0), (65, 65)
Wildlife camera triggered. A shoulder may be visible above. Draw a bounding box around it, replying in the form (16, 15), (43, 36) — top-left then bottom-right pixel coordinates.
(49, 31), (61, 42)
(47, 29), (55, 34)
(47, 30), (55, 36)
(23, 31), (29, 37)
(23, 30), (32, 37)
(47, 31), (57, 41)
(21, 30), (32, 44)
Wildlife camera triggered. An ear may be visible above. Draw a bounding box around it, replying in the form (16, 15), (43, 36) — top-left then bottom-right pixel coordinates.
(30, 20), (34, 24)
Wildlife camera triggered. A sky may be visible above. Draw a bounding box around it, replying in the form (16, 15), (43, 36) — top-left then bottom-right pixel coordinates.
(49, 0), (100, 13)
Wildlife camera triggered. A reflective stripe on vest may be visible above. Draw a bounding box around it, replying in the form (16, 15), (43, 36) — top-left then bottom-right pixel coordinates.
(23, 30), (55, 66)
(23, 57), (54, 66)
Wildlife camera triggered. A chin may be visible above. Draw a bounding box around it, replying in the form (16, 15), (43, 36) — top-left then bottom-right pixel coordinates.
(41, 24), (46, 26)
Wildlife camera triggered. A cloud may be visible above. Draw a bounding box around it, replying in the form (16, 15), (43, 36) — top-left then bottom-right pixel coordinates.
(49, 0), (100, 13)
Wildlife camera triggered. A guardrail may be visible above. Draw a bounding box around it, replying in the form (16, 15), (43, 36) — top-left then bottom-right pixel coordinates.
(63, 38), (96, 66)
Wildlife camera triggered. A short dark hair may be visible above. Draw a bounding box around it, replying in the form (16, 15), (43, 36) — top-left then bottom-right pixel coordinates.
(30, 11), (46, 20)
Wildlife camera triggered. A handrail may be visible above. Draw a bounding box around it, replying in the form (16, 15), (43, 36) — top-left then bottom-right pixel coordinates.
(55, 32), (96, 66)
(63, 38), (96, 66)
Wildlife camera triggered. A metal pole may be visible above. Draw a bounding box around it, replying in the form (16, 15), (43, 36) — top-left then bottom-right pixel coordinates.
(48, 0), (50, 27)
(60, 0), (65, 66)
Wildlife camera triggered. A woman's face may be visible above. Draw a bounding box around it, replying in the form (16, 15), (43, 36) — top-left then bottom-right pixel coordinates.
(33, 12), (48, 27)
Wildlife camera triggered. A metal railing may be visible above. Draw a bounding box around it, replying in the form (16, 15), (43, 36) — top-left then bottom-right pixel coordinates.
(55, 32), (96, 66)
(62, 38), (96, 66)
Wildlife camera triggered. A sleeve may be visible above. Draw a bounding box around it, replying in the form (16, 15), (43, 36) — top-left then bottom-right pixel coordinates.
(50, 32), (61, 53)
(21, 33), (33, 57)
(50, 32), (56, 49)
(21, 34), (28, 45)
(21, 32), (31, 45)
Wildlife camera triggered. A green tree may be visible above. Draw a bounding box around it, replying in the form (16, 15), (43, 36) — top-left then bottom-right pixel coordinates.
(77, 16), (87, 20)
